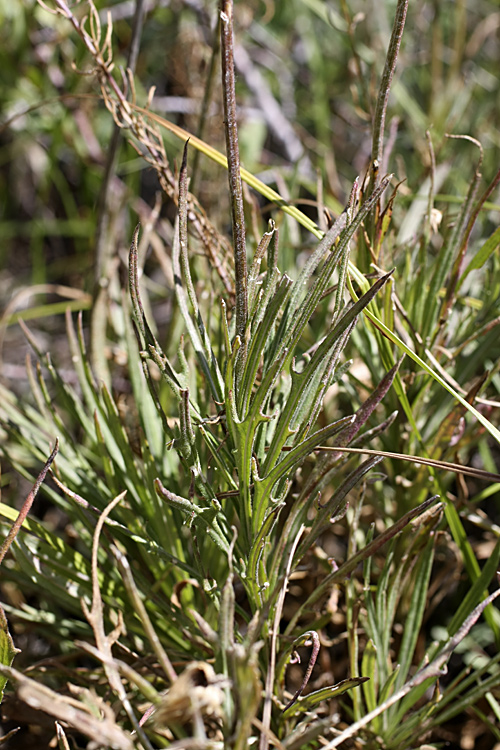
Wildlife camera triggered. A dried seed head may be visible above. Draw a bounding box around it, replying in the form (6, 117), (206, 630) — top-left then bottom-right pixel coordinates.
(154, 662), (228, 730)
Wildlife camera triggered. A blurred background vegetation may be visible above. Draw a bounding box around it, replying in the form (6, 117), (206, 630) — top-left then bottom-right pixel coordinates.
(2, 1), (500, 283)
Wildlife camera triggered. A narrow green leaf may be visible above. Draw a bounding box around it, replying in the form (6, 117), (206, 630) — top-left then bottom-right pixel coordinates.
(447, 538), (500, 637)
(0, 606), (18, 702)
(361, 640), (378, 714)
(393, 535), (435, 693)
(239, 273), (293, 416)
(283, 676), (368, 717)
(457, 225), (500, 291)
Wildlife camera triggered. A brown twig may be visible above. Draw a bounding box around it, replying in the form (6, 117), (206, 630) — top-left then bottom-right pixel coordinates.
(0, 440), (59, 565)
(312, 445), (500, 484)
(80, 492), (155, 748)
(113, 545), (177, 684)
(283, 631), (320, 713)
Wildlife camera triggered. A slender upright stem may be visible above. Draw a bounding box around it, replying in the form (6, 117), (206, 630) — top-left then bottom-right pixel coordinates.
(0, 440), (59, 565)
(220, 0), (248, 357)
(371, 0), (408, 175)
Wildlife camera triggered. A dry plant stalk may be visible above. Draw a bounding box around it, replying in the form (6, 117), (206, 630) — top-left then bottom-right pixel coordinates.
(41, 0), (235, 298)
(153, 662), (228, 736)
(0, 664), (134, 750)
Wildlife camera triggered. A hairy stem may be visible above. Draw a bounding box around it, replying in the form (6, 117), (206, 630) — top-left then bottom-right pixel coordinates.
(220, 0), (248, 362)
(371, 0), (408, 175)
